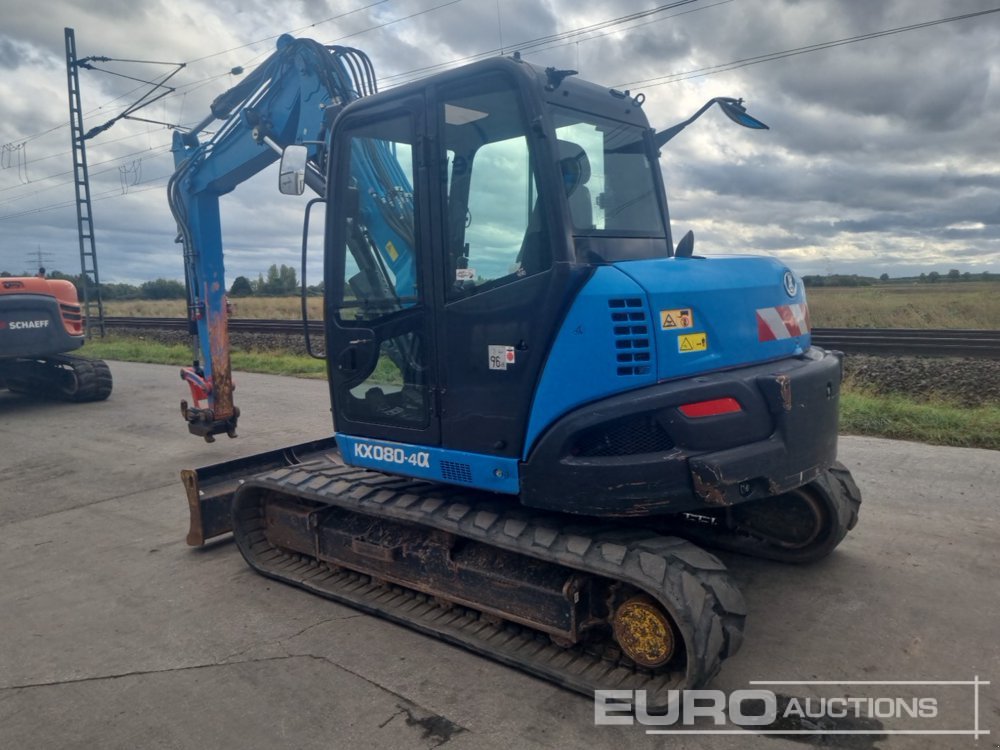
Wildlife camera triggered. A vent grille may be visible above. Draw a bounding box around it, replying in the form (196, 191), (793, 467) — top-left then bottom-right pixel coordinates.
(573, 416), (674, 457)
(609, 298), (652, 376)
(59, 303), (82, 322)
(440, 460), (473, 484)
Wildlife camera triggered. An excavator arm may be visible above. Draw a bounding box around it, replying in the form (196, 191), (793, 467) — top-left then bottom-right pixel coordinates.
(168, 35), (388, 440)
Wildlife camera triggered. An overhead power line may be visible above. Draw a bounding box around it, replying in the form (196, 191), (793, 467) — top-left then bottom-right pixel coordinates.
(0, 145), (172, 206)
(617, 6), (1000, 89)
(6, 2), (998, 225)
(3, 0), (461, 160)
(380, 0), (722, 85)
(5, 0), (391, 146)
(0, 178), (170, 221)
(2, 126), (175, 172)
(1, 0), (467, 221)
(184, 0), (391, 65)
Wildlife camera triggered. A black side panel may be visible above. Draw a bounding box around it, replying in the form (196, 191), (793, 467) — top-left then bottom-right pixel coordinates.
(0, 294), (82, 359)
(440, 263), (590, 458)
(520, 349), (843, 516)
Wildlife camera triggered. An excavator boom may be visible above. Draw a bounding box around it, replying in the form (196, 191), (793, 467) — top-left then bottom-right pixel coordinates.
(169, 36), (378, 439)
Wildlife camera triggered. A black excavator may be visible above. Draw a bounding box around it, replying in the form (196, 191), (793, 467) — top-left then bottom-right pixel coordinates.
(171, 36), (860, 705)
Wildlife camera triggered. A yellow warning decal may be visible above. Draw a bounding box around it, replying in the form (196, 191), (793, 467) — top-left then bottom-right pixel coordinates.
(678, 332), (708, 353)
(385, 240), (399, 262)
(660, 308), (693, 330)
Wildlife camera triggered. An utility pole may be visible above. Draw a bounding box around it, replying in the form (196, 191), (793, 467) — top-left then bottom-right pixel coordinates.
(64, 27), (106, 337)
(24, 247), (54, 275)
(62, 29), (182, 335)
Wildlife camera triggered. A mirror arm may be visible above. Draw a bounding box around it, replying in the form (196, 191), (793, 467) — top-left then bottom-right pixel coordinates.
(653, 100), (717, 147)
(262, 135), (285, 156)
(304, 161), (326, 197)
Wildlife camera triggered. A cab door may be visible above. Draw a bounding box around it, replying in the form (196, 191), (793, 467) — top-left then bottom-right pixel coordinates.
(325, 97), (440, 446)
(432, 68), (587, 459)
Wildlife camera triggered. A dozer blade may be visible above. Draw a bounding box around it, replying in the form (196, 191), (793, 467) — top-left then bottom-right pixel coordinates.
(182, 437), (339, 546)
(231, 457), (747, 702)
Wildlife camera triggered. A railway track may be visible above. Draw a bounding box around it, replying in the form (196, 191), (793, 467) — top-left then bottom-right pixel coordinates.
(101, 317), (1000, 359)
(810, 328), (1000, 358)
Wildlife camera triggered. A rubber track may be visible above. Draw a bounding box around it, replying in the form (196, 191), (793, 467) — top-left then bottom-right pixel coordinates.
(233, 459), (747, 702)
(677, 461), (862, 564)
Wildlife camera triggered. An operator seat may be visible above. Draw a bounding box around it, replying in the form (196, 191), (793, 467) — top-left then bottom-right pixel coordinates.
(558, 139), (594, 230)
(517, 139), (594, 276)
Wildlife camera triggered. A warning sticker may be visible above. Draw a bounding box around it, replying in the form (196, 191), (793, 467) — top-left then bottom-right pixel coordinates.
(488, 345), (516, 370)
(678, 332), (708, 353)
(456, 268), (476, 282)
(385, 240), (399, 262)
(660, 308), (694, 330)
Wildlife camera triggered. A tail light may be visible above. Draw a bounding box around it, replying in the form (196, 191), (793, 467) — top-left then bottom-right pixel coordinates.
(678, 397), (742, 418)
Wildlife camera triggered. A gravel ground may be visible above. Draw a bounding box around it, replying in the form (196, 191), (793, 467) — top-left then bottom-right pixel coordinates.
(842, 354), (1000, 406)
(113, 327), (1000, 407)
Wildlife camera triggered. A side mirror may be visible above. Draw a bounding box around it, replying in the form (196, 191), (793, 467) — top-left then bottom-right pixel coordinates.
(717, 98), (769, 131)
(278, 145), (308, 196)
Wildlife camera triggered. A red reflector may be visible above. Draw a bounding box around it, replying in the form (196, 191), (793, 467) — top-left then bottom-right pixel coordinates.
(678, 397), (742, 418)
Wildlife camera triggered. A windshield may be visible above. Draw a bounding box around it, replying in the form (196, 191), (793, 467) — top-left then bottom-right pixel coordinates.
(551, 106), (666, 237)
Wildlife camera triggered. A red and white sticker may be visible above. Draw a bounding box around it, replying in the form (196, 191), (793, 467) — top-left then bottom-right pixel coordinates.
(488, 345), (516, 370)
(756, 303), (810, 341)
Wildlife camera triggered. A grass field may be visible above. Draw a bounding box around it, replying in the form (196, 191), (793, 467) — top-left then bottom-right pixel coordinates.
(805, 282), (1000, 328)
(104, 297), (325, 319)
(839, 389), (999, 450)
(81, 333), (999, 450)
(105, 282), (1000, 329)
(94, 281), (998, 449)
(83, 337), (328, 379)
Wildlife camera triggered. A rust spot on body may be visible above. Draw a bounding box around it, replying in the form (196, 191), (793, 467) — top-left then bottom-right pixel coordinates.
(776, 374), (792, 412)
(208, 305), (234, 418)
(691, 467), (729, 506)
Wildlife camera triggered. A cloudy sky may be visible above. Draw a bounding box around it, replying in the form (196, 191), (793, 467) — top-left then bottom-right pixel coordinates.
(1, 0), (998, 284)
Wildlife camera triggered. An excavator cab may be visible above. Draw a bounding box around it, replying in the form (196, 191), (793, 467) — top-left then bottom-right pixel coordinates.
(323, 59), (671, 473)
(305, 55), (855, 538)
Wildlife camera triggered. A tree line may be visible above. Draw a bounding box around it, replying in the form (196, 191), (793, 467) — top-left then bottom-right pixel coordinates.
(228, 264), (324, 297)
(0, 264), (321, 299)
(7, 263), (992, 295)
(803, 270), (998, 287)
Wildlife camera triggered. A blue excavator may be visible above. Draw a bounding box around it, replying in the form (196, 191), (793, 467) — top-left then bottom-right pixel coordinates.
(171, 35), (860, 703)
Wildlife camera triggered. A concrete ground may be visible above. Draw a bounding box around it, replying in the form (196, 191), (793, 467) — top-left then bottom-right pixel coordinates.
(0, 361), (996, 749)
